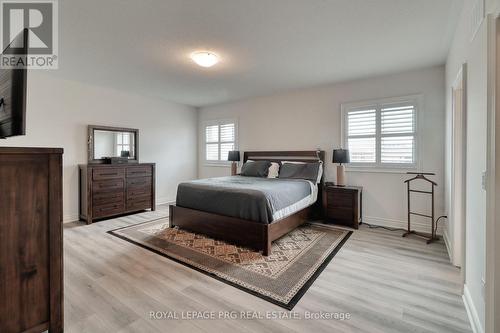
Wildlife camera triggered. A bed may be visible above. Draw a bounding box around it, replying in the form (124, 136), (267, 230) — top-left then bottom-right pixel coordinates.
(169, 151), (325, 255)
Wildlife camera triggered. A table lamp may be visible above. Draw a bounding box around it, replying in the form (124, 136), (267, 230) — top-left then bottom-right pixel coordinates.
(333, 149), (350, 186)
(228, 150), (240, 176)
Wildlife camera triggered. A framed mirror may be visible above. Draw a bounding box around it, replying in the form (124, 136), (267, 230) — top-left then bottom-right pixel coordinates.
(88, 125), (139, 163)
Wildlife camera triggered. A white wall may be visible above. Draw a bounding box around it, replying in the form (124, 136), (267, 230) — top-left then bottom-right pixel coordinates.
(0, 71), (198, 222)
(198, 66), (446, 234)
(444, 1), (497, 332)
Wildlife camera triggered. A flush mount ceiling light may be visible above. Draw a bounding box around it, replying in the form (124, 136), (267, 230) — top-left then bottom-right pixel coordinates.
(190, 51), (219, 68)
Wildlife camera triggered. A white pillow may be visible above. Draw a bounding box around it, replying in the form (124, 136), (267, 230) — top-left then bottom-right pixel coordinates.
(281, 160), (323, 184)
(267, 162), (280, 178)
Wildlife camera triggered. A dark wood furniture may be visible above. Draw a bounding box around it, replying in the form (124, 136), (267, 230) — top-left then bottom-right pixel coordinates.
(403, 172), (439, 244)
(79, 163), (155, 224)
(323, 184), (363, 229)
(0, 147), (63, 333)
(170, 150), (324, 256)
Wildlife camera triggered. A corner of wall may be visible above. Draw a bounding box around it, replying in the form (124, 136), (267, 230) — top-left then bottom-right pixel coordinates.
(442, 224), (455, 264)
(464, 284), (485, 333)
(195, 106), (201, 180)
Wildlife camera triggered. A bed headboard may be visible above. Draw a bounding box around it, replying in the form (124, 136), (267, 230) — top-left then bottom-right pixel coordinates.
(243, 150), (325, 164)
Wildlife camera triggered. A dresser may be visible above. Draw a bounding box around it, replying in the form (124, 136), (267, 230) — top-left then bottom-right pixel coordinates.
(79, 163), (155, 224)
(323, 185), (363, 229)
(0, 147), (63, 333)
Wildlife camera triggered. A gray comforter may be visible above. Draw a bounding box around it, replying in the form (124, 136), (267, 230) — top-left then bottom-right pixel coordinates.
(176, 176), (314, 224)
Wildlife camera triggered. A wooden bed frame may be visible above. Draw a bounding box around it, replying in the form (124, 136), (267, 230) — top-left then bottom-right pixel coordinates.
(169, 150), (325, 256)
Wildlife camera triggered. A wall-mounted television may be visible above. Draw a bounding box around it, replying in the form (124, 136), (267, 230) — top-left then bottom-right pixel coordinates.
(0, 29), (28, 139)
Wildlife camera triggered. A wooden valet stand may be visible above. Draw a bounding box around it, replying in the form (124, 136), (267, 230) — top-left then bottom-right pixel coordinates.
(403, 172), (439, 244)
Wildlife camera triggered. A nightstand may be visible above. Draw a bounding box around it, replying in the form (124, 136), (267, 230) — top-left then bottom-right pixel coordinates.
(322, 185), (363, 229)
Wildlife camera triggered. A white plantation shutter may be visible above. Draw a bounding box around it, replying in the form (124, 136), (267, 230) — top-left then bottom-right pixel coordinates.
(204, 121), (236, 162)
(205, 125), (219, 160)
(206, 144), (219, 161)
(219, 123), (235, 161)
(381, 136), (414, 163)
(347, 108), (376, 163)
(381, 105), (414, 134)
(343, 97), (418, 168)
(380, 104), (415, 164)
(348, 137), (376, 163)
(220, 123), (234, 142)
(205, 125), (219, 143)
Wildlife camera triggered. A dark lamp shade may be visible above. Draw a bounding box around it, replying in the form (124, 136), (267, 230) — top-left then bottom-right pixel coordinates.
(228, 150), (241, 162)
(332, 149), (350, 164)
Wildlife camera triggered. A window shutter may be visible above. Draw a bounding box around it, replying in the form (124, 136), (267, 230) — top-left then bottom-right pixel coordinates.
(347, 108), (376, 163)
(380, 104), (415, 164)
(220, 123), (234, 142)
(206, 144), (219, 161)
(205, 125), (219, 143)
(347, 109), (376, 136)
(204, 122), (236, 162)
(381, 105), (414, 134)
(220, 123), (235, 161)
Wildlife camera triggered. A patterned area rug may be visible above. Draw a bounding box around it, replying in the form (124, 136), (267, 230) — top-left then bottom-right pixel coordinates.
(109, 218), (351, 309)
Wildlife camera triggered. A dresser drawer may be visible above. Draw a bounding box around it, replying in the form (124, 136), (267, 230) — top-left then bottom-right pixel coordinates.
(93, 168), (125, 180)
(93, 190), (124, 206)
(127, 166), (152, 178)
(127, 196), (152, 211)
(126, 176), (151, 187)
(127, 186), (151, 199)
(327, 191), (354, 208)
(93, 202), (125, 218)
(93, 179), (124, 192)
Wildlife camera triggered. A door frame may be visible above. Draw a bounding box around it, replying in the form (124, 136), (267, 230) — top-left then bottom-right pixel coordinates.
(485, 13), (499, 333)
(450, 64), (467, 273)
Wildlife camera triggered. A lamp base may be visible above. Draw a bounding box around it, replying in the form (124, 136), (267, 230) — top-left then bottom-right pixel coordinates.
(337, 165), (346, 186)
(231, 162), (237, 176)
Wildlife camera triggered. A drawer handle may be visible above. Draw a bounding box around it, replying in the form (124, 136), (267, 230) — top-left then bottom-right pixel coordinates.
(96, 193), (121, 198)
(22, 265), (38, 278)
(101, 184), (119, 188)
(99, 204), (120, 211)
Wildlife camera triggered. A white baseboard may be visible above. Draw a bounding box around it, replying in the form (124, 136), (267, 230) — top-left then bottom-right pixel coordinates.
(463, 284), (484, 333)
(442, 228), (454, 262)
(63, 214), (80, 224)
(157, 197), (175, 206)
(363, 215), (444, 235)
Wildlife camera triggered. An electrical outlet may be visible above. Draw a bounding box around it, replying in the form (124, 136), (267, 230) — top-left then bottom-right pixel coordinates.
(482, 171), (487, 190)
(481, 277), (486, 298)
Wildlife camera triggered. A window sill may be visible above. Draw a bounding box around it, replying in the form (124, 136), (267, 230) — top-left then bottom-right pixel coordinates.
(346, 167), (419, 174)
(204, 162), (231, 168)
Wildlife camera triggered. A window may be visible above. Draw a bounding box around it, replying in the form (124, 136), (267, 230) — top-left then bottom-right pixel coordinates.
(204, 120), (237, 163)
(342, 96), (419, 169)
(115, 132), (133, 157)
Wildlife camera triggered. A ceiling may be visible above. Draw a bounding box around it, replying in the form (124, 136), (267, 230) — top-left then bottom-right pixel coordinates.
(53, 0), (463, 107)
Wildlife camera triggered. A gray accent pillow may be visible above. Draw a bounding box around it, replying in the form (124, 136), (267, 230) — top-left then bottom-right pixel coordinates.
(240, 160), (272, 177)
(278, 162), (320, 182)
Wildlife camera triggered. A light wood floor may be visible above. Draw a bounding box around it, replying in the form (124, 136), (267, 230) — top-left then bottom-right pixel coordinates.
(64, 206), (471, 333)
